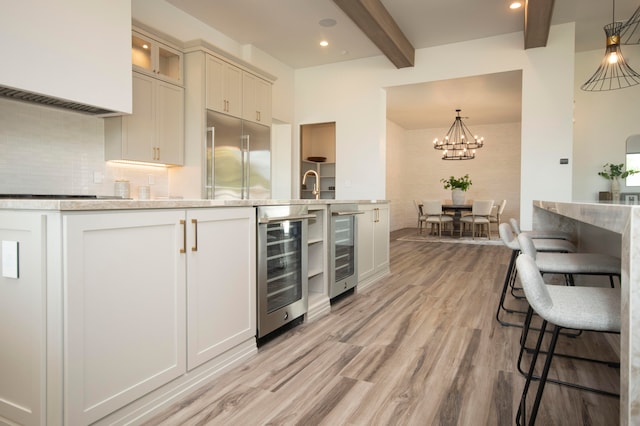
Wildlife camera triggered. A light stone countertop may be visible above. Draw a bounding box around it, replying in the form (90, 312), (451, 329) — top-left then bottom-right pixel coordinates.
(0, 198), (389, 211)
(533, 199), (640, 426)
(534, 199), (636, 235)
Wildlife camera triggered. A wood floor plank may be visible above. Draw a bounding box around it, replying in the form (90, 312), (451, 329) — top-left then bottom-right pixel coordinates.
(143, 228), (620, 426)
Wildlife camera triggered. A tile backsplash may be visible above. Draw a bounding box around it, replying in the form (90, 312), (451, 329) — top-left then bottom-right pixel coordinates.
(0, 98), (169, 198)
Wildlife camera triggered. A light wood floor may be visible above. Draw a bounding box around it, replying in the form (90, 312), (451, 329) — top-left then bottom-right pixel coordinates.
(144, 228), (620, 425)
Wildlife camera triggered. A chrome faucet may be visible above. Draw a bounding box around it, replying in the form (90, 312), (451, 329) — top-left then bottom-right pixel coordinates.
(302, 169), (320, 200)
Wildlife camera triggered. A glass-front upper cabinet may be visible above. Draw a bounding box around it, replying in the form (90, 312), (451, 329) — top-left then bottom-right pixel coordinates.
(132, 30), (182, 84)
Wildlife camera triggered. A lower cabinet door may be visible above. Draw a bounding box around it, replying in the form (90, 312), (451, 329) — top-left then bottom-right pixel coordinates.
(0, 212), (46, 426)
(357, 206), (376, 281)
(186, 207), (256, 370)
(63, 210), (186, 425)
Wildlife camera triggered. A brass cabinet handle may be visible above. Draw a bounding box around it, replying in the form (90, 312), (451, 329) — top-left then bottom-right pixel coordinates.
(257, 111), (260, 121)
(374, 208), (380, 223)
(157, 147), (160, 160)
(180, 219), (186, 253)
(191, 219), (198, 252)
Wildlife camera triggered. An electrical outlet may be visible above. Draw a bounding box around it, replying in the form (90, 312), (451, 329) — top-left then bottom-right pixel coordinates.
(2, 241), (19, 279)
(93, 171), (104, 184)
(148, 175), (155, 185)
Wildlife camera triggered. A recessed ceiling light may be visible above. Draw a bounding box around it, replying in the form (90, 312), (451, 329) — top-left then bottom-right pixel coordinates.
(509, 1), (522, 9)
(319, 18), (337, 27)
(320, 40), (329, 47)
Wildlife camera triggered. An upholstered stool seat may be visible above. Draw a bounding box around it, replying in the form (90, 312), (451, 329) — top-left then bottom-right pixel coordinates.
(518, 233), (621, 287)
(534, 252), (621, 276)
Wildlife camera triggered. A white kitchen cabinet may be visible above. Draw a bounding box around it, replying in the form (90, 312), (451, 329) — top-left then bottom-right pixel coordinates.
(357, 204), (390, 289)
(64, 210), (187, 425)
(206, 55), (243, 118)
(132, 29), (183, 85)
(0, 206), (258, 426)
(242, 72), (272, 125)
(105, 72), (184, 166)
(186, 207), (256, 370)
(61, 207), (257, 424)
(0, 212), (46, 426)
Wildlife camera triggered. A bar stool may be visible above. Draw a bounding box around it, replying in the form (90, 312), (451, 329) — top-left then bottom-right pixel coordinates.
(517, 233), (620, 289)
(514, 254), (620, 426)
(510, 218), (573, 241)
(496, 223), (576, 327)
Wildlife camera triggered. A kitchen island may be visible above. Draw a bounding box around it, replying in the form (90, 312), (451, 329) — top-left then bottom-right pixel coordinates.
(0, 198), (389, 426)
(533, 200), (639, 426)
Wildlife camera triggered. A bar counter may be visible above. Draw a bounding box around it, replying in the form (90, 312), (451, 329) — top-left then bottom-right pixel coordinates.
(533, 200), (640, 425)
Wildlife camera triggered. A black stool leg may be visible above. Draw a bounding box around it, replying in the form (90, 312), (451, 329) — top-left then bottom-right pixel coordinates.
(528, 325), (561, 425)
(517, 319), (548, 425)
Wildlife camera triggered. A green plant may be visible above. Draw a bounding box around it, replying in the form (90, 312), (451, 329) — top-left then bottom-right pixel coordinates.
(597, 163), (639, 180)
(441, 174), (472, 191)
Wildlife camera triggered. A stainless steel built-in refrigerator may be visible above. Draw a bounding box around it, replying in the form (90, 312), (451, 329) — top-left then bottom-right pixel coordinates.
(205, 110), (271, 199)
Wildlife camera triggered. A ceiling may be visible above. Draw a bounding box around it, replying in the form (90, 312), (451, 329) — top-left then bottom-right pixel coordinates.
(166, 0), (638, 129)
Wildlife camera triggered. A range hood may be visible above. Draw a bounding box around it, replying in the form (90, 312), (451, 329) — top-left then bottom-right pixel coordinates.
(0, 85), (117, 116)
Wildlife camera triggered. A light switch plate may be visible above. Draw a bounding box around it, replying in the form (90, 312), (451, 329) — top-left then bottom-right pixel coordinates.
(2, 240), (19, 279)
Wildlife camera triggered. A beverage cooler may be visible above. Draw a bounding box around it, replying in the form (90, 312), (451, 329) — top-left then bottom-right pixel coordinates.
(329, 204), (363, 299)
(256, 205), (315, 338)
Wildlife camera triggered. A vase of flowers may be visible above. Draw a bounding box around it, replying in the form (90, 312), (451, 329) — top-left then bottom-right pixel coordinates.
(441, 174), (472, 205)
(598, 163), (638, 202)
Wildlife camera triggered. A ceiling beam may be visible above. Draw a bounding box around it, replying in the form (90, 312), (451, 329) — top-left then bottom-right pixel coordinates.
(333, 0), (415, 68)
(524, 0), (555, 49)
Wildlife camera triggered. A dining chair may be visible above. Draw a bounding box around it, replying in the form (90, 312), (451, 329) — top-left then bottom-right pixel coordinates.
(459, 200), (494, 238)
(422, 200), (454, 236)
(413, 200), (427, 234)
(489, 199), (507, 238)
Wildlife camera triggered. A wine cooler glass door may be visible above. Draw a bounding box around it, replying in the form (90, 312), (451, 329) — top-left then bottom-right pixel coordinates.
(265, 221), (303, 313)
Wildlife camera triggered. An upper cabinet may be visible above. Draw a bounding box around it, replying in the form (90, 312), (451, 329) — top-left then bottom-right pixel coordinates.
(206, 55), (242, 118)
(242, 73), (272, 126)
(105, 27), (185, 166)
(132, 30), (183, 85)
(105, 72), (184, 166)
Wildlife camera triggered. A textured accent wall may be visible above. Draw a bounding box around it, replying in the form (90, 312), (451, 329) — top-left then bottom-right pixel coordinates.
(386, 119), (521, 232)
(0, 99), (169, 198)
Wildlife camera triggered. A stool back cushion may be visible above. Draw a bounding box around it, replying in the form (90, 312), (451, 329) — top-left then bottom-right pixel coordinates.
(517, 233), (538, 259)
(510, 218), (522, 234)
(499, 223), (519, 250)
(516, 254), (553, 313)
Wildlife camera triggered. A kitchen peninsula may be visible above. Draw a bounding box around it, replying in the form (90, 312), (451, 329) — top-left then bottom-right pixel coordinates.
(0, 198), (388, 426)
(533, 200), (640, 426)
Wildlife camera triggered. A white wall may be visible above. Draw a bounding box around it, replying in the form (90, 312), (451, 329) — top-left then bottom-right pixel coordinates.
(573, 47), (640, 201)
(295, 23), (576, 229)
